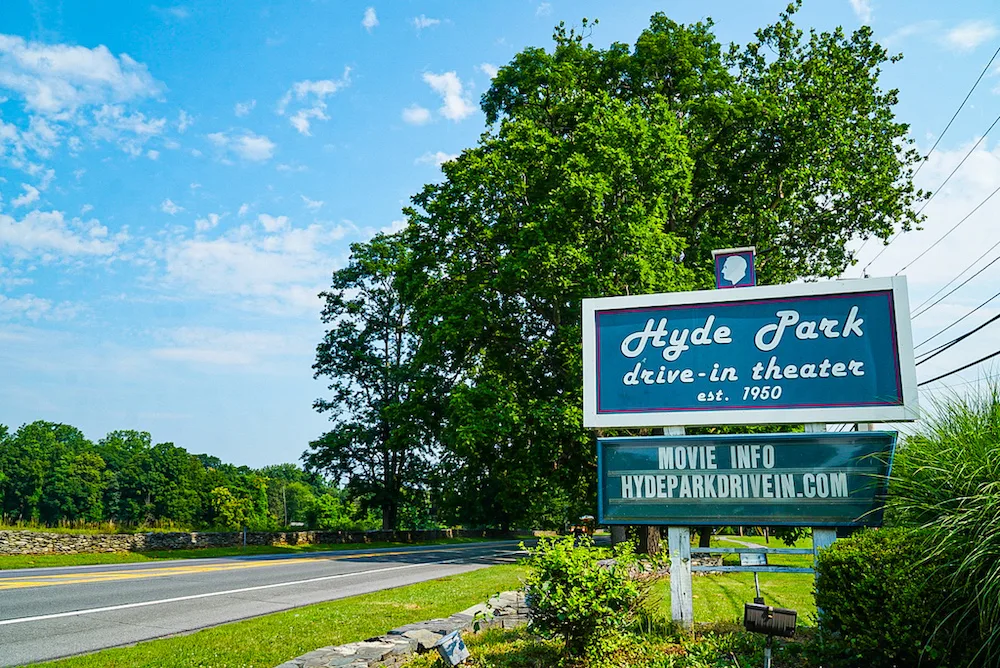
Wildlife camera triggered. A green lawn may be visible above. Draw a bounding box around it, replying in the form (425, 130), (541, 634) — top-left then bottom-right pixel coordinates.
(710, 534), (815, 568)
(0, 537), (497, 570)
(38, 564), (529, 668)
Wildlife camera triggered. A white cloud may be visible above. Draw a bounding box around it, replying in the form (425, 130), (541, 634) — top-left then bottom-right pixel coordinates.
(277, 69), (351, 135)
(276, 163), (307, 173)
(0, 209), (119, 257)
(423, 71), (476, 121)
(207, 130), (276, 162)
(362, 7), (379, 33)
(161, 198), (183, 215)
(195, 212), (222, 232)
(258, 213), (289, 232)
(151, 328), (297, 366)
(402, 104), (432, 125)
(80, 203), (93, 214)
(147, 149), (159, 160)
(0, 294), (81, 321)
(0, 33), (161, 115)
(379, 219), (408, 235)
(412, 15), (441, 31)
(849, 0), (872, 24)
(944, 20), (998, 51)
(301, 195), (324, 211)
(159, 219), (348, 314)
(536, 2), (552, 17)
(12, 184), (40, 207)
(234, 99), (256, 117)
(177, 109), (193, 132)
(415, 151), (458, 167)
(189, 182), (201, 189)
(238, 203), (251, 217)
(479, 63), (499, 79)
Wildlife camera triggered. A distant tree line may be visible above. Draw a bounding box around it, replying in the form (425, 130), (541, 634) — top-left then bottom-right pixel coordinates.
(0, 421), (386, 531)
(307, 5), (924, 532)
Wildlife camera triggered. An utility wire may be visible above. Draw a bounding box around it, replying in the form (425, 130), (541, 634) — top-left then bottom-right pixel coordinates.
(915, 312), (1000, 367)
(895, 152), (1000, 276)
(912, 43), (1000, 180)
(858, 43), (1000, 274)
(909, 206), (1000, 320)
(918, 348), (1000, 387)
(915, 285), (1000, 351)
(911, 231), (1000, 315)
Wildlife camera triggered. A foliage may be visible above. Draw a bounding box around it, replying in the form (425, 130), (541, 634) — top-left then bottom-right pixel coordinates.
(813, 527), (980, 667)
(307, 234), (436, 530)
(522, 536), (655, 659)
(309, 492), (380, 531)
(884, 386), (1000, 667)
(0, 420), (349, 531)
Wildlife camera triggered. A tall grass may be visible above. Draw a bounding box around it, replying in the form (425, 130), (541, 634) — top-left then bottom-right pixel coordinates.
(887, 384), (1000, 666)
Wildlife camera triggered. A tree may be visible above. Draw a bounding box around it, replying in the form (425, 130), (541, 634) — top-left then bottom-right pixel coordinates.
(397, 6), (922, 530)
(306, 234), (434, 530)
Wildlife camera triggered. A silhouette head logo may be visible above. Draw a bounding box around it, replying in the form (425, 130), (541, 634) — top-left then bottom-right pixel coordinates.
(721, 255), (748, 286)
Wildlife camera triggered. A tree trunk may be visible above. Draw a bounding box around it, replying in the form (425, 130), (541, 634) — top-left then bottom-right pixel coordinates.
(637, 525), (661, 555)
(698, 527), (712, 548)
(382, 502), (396, 531)
(610, 525), (627, 546)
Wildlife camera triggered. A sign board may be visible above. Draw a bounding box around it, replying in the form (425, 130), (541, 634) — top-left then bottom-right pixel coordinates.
(739, 552), (768, 567)
(435, 630), (471, 666)
(598, 432), (896, 527)
(582, 277), (918, 427)
(713, 247), (757, 289)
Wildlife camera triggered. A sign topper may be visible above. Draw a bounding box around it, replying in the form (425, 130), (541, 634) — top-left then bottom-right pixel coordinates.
(598, 431), (896, 527)
(582, 277), (918, 427)
(713, 246), (757, 289)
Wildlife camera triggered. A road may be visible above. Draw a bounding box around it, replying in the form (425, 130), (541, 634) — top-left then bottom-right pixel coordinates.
(0, 541), (524, 667)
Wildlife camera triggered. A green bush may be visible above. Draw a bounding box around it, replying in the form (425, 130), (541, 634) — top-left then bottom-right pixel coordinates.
(814, 527), (979, 667)
(522, 535), (653, 661)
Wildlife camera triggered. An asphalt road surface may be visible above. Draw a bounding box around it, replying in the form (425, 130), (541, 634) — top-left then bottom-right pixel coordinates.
(0, 540), (525, 667)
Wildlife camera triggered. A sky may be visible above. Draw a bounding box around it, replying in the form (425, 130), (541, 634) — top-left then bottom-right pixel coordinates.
(1, 0), (999, 467)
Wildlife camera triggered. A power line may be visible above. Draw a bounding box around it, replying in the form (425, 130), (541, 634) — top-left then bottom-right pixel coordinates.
(912, 43), (1000, 180)
(915, 311), (1000, 367)
(855, 43), (1000, 269)
(910, 231), (1000, 315)
(895, 150), (1000, 276)
(920, 371), (1000, 393)
(918, 347), (1000, 387)
(915, 285), (1000, 351)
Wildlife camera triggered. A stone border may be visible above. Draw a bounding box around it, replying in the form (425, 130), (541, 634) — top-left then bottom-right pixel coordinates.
(0, 529), (514, 556)
(275, 591), (528, 668)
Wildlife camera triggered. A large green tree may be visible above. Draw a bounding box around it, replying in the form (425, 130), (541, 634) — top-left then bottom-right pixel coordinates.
(306, 234), (434, 530)
(397, 6), (922, 529)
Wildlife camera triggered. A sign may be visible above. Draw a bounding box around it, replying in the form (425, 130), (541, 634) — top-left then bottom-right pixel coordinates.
(435, 630), (471, 666)
(739, 552), (768, 567)
(582, 277), (918, 427)
(713, 247), (756, 289)
(598, 432), (896, 527)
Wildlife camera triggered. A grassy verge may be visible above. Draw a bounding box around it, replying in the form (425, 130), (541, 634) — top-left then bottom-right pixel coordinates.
(0, 537), (498, 570)
(38, 563), (527, 668)
(710, 534), (814, 568)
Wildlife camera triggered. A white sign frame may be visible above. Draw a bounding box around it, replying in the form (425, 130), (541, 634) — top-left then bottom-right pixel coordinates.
(582, 276), (918, 428)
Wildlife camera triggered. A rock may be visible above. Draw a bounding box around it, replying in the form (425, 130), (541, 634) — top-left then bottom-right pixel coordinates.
(401, 629), (444, 651)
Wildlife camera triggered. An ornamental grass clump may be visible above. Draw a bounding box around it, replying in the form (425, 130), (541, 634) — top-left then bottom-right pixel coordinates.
(885, 384), (1000, 667)
(521, 536), (656, 662)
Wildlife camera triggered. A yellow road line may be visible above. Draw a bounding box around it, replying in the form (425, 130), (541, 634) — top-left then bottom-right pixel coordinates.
(0, 547), (470, 591)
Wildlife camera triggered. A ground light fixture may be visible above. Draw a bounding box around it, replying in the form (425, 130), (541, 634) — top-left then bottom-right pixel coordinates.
(741, 562), (797, 668)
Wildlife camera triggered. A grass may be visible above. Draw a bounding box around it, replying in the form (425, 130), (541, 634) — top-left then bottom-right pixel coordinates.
(0, 537), (497, 570)
(710, 534), (814, 568)
(37, 563), (528, 668)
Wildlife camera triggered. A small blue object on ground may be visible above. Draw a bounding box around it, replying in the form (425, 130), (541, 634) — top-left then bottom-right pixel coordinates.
(435, 630), (471, 666)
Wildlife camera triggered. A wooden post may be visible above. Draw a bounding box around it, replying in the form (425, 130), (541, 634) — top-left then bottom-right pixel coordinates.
(664, 425), (692, 629)
(668, 526), (693, 630)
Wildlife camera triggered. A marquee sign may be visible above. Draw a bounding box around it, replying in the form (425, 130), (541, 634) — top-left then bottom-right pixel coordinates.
(582, 277), (918, 427)
(598, 432), (896, 527)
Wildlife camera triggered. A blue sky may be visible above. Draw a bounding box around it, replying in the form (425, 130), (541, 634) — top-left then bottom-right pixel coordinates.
(1, 0), (999, 466)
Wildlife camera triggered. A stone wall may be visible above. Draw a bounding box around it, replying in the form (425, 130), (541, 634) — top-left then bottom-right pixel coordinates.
(0, 529), (515, 556)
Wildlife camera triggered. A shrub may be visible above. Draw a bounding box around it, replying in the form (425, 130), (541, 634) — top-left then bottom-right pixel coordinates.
(522, 535), (654, 661)
(814, 527), (979, 667)
(885, 386), (1000, 666)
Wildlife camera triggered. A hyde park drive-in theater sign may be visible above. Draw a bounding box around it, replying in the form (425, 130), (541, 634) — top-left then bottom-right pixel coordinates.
(582, 276), (918, 428)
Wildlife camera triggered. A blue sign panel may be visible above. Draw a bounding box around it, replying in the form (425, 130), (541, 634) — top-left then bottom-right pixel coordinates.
(714, 248), (756, 289)
(598, 432), (896, 527)
(583, 278), (917, 427)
